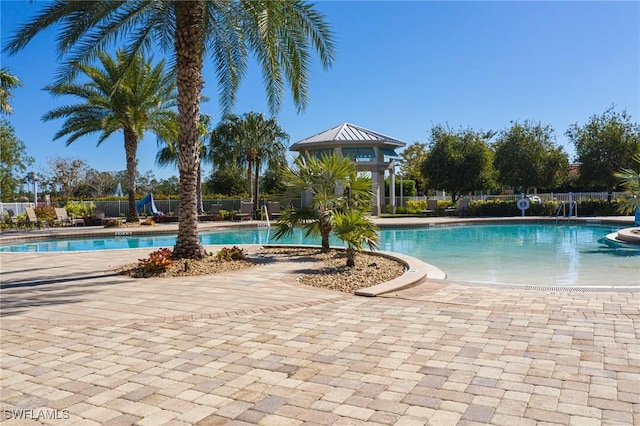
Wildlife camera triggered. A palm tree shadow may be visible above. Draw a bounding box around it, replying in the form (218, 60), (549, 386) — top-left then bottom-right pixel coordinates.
(1, 271), (123, 317)
(0, 265), (69, 276)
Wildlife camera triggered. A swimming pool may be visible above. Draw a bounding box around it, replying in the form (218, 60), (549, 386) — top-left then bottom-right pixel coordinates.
(2, 224), (638, 286)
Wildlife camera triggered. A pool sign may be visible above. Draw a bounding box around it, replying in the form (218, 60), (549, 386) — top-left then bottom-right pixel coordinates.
(516, 196), (530, 216)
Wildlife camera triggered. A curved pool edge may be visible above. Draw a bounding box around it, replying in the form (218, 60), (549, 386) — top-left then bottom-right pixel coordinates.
(262, 244), (444, 297)
(354, 250), (444, 297)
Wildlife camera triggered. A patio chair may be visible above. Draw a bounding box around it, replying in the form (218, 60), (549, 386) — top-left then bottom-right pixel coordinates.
(25, 207), (49, 229)
(267, 201), (282, 220)
(92, 208), (106, 225)
(3, 208), (21, 229)
(55, 207), (85, 226)
(54, 207), (72, 226)
(234, 201), (253, 221)
(420, 199), (438, 217)
(208, 204), (222, 220)
(444, 197), (470, 216)
(2, 209), (20, 230)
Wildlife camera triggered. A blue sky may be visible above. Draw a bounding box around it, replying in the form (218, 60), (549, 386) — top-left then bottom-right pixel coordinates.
(2, 1), (639, 180)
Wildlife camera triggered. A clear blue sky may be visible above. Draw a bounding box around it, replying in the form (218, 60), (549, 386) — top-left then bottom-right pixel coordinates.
(2, 1), (639, 180)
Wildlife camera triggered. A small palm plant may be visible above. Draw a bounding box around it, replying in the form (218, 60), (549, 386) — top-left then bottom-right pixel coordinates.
(332, 209), (379, 267)
(273, 153), (380, 267)
(273, 154), (372, 253)
(614, 154), (640, 221)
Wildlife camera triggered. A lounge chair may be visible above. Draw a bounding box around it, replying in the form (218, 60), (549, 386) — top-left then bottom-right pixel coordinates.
(92, 208), (105, 225)
(444, 197), (470, 216)
(420, 199), (438, 217)
(3, 208), (22, 229)
(56, 207), (85, 226)
(208, 204), (222, 220)
(54, 207), (72, 226)
(267, 201), (282, 220)
(234, 201), (253, 221)
(25, 207), (49, 229)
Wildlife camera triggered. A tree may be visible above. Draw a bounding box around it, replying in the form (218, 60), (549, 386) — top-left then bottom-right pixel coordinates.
(614, 154), (640, 215)
(0, 68), (22, 115)
(210, 112), (288, 214)
(261, 167), (287, 195)
(272, 154), (373, 253)
(566, 106), (640, 201)
(43, 50), (177, 223)
(0, 118), (33, 201)
(5, 1), (335, 259)
(332, 208), (379, 267)
(154, 176), (180, 196)
(45, 156), (89, 201)
(422, 125), (495, 202)
(399, 142), (428, 195)
(157, 114), (212, 213)
(76, 169), (119, 198)
(493, 121), (569, 193)
(204, 164), (247, 196)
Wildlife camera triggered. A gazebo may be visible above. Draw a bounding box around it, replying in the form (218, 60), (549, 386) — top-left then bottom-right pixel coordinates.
(290, 122), (406, 215)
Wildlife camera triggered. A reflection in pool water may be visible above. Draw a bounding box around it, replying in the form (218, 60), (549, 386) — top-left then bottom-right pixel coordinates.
(2, 224), (638, 286)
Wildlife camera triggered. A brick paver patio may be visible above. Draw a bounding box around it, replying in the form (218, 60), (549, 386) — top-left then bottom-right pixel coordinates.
(1, 225), (639, 425)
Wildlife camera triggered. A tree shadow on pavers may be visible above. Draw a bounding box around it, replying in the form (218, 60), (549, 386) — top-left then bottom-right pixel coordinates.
(0, 272), (123, 317)
(1, 271), (121, 289)
(0, 265), (70, 277)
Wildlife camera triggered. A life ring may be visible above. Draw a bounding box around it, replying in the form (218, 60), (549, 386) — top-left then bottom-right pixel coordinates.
(516, 198), (530, 211)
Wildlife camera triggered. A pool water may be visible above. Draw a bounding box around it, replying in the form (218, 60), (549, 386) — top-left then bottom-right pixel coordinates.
(2, 224), (638, 286)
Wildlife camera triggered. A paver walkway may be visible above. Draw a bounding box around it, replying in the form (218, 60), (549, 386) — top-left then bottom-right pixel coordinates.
(1, 226), (639, 425)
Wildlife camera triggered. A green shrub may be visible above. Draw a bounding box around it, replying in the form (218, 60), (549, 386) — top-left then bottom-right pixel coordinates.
(467, 199), (559, 217)
(138, 248), (173, 273)
(64, 201), (95, 218)
(576, 199), (623, 216)
(404, 200), (427, 214)
(216, 246), (246, 261)
(35, 205), (57, 225)
(103, 219), (124, 228)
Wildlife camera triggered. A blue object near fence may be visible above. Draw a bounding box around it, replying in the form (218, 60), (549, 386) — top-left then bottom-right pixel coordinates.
(136, 193), (161, 215)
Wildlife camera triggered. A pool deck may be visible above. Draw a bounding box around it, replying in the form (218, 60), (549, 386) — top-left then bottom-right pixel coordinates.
(1, 217), (639, 425)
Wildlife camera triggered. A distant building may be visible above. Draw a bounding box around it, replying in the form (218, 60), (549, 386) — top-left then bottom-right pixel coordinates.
(290, 123), (406, 215)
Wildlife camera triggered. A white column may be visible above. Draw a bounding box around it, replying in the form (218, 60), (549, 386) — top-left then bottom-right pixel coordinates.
(389, 167), (396, 214)
(371, 171), (381, 216)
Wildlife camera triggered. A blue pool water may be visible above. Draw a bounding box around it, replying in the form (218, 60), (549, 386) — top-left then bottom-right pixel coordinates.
(2, 224), (638, 286)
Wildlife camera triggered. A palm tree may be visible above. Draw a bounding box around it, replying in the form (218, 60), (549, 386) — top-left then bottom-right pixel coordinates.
(615, 154), (640, 218)
(156, 114), (213, 214)
(272, 153), (373, 253)
(6, 1), (335, 259)
(210, 112), (288, 214)
(0, 68), (23, 114)
(43, 50), (177, 224)
(332, 209), (379, 267)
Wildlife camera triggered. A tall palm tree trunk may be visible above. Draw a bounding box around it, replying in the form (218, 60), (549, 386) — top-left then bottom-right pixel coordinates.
(253, 160), (260, 215)
(196, 162), (203, 214)
(173, 1), (206, 259)
(124, 130), (140, 224)
(319, 211), (332, 252)
(247, 159), (253, 201)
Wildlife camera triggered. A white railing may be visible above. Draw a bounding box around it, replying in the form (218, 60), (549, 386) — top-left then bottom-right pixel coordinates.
(388, 191), (625, 206)
(0, 202), (31, 215)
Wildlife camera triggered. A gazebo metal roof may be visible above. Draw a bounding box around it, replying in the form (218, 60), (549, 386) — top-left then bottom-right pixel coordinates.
(290, 122), (406, 151)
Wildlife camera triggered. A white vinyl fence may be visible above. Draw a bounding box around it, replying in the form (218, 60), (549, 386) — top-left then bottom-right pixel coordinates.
(1, 192), (626, 218)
